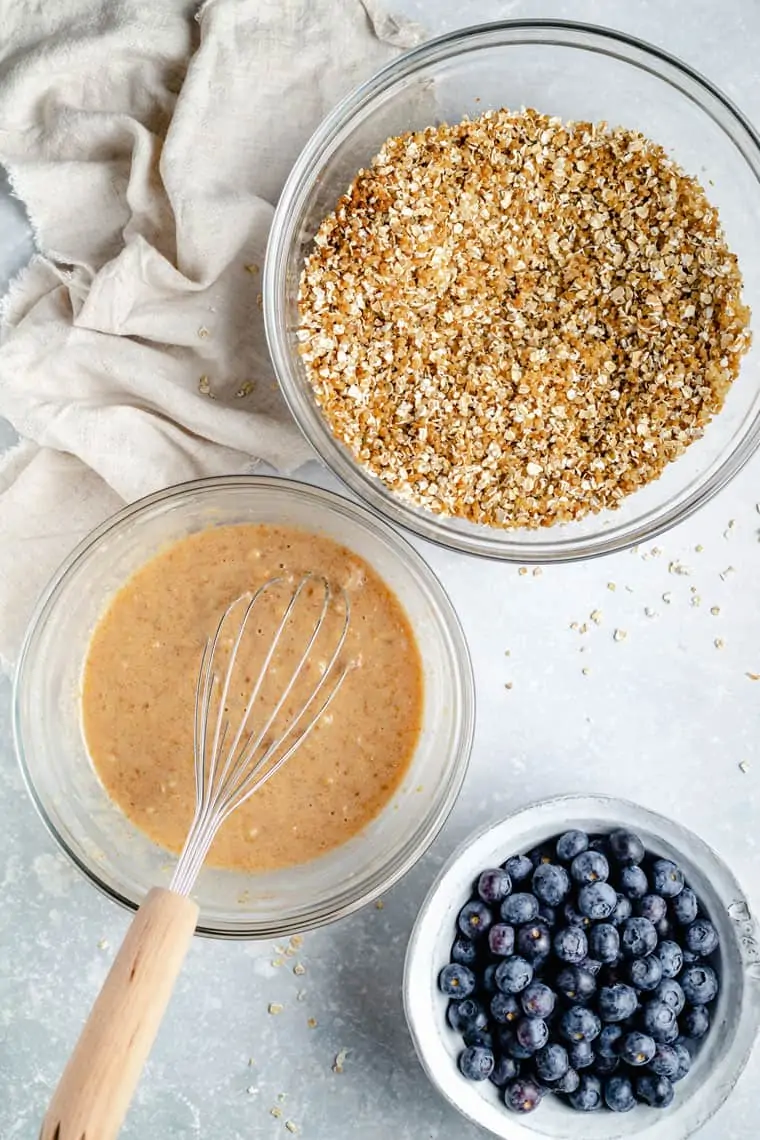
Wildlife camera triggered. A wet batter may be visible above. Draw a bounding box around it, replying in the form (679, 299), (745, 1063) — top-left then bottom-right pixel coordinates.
(81, 524), (423, 871)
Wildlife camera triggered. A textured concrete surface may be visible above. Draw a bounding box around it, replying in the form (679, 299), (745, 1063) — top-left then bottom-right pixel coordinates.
(2, 2), (760, 1138)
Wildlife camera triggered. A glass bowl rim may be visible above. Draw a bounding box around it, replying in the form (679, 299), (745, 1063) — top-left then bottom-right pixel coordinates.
(12, 474), (476, 939)
(264, 18), (760, 563)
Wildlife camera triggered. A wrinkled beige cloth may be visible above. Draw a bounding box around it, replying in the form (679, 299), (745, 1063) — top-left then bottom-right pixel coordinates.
(0, 0), (423, 669)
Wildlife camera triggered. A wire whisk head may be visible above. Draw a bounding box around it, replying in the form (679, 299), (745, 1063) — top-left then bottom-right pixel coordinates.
(170, 573), (351, 895)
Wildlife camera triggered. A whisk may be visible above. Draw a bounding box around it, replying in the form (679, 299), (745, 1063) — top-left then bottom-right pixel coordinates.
(42, 574), (351, 1140)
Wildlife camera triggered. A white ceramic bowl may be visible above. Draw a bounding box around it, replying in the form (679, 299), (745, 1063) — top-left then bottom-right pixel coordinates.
(404, 795), (760, 1139)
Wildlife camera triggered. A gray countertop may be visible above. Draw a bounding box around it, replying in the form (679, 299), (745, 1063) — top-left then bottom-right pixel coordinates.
(2, 1), (760, 1137)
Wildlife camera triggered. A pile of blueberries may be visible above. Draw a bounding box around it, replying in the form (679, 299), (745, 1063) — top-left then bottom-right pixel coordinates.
(439, 827), (720, 1114)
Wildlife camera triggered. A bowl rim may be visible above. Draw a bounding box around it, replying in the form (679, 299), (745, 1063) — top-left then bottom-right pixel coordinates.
(402, 793), (760, 1139)
(12, 474), (476, 939)
(264, 18), (760, 563)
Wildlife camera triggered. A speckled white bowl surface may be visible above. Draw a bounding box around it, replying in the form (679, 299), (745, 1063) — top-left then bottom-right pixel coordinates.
(404, 795), (760, 1139)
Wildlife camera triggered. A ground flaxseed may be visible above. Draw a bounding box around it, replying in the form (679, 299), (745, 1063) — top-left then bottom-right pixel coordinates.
(297, 108), (751, 529)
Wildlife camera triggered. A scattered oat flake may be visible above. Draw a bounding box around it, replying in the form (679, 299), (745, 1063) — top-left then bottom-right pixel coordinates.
(739, 760), (750, 773)
(333, 1048), (349, 1073)
(270, 1107), (283, 1119)
(289, 935), (304, 950)
(293, 962), (306, 976)
(504, 681), (513, 690)
(590, 610), (602, 625)
(278, 1093), (287, 1102)
(197, 326), (210, 339)
(662, 592), (672, 604)
(246, 1085), (257, 1096)
(582, 667), (590, 676)
(245, 263), (259, 274)
(747, 672), (760, 681)
(97, 939), (110, 950)
(518, 567), (528, 576)
(715, 638), (725, 649)
(532, 567), (542, 577)
(272, 958), (285, 968)
(579, 623), (589, 634)
(613, 629), (627, 642)
(651, 547), (662, 557)
(569, 622), (579, 631)
(695, 544), (704, 553)
(198, 374), (214, 398)
(720, 566), (736, 581)
(504, 649), (511, 656)
(668, 561), (691, 576)
(690, 595), (701, 608)
(285, 1123), (299, 1135)
(268, 1003), (284, 1015)
(297, 990), (307, 1002)
(235, 381), (255, 398)
(607, 582), (616, 592)
(248, 1057), (255, 1067)
(375, 899), (385, 910)
(307, 1016), (318, 1028)
(710, 606), (720, 616)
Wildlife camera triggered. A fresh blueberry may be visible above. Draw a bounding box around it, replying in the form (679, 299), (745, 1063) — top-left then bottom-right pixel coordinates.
(501, 893), (539, 925)
(620, 1031), (656, 1066)
(538, 903), (557, 927)
(504, 1077), (543, 1113)
(489, 1054), (520, 1087)
(568, 1040), (595, 1069)
(457, 900), (493, 939)
(495, 955), (534, 994)
(477, 867), (512, 904)
(637, 894), (668, 924)
(529, 844), (555, 868)
(482, 963), (498, 994)
(578, 881), (617, 920)
(683, 1005), (710, 1038)
(521, 981), (556, 1020)
(560, 1006), (601, 1044)
(516, 921), (552, 962)
(555, 1067), (580, 1093)
(636, 1073), (675, 1108)
(655, 939), (683, 978)
(589, 923), (620, 963)
(563, 901), (592, 929)
(504, 1034), (536, 1061)
(556, 830), (589, 862)
(671, 886), (698, 925)
(655, 916), (675, 941)
(652, 859), (685, 898)
(612, 894), (633, 925)
(532, 862), (571, 906)
(516, 1017), (549, 1053)
(685, 918), (719, 958)
(568, 1073), (602, 1111)
(579, 956), (603, 977)
(681, 963), (719, 1005)
(553, 926), (589, 964)
(556, 965), (596, 1003)
(594, 1054), (619, 1075)
(451, 935), (478, 967)
(463, 1027), (494, 1049)
(682, 949), (702, 966)
(504, 854), (534, 884)
(439, 963), (476, 998)
(650, 1042), (681, 1080)
(672, 1039), (692, 1081)
(655, 978), (685, 1015)
(459, 1045), (494, 1081)
(642, 999), (679, 1042)
(535, 1042), (569, 1082)
(608, 829), (646, 866)
(490, 992), (521, 1024)
(488, 923), (516, 957)
(604, 1074), (637, 1112)
(598, 983), (638, 1022)
(619, 865), (648, 900)
(447, 998), (487, 1033)
(597, 1024), (624, 1057)
(571, 850), (609, 885)
(627, 953), (663, 991)
(621, 916), (658, 958)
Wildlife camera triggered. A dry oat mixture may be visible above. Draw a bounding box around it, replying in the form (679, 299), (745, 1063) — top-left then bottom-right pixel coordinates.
(298, 108), (751, 529)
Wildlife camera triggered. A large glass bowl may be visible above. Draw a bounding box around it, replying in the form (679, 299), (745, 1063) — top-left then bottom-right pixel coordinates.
(12, 477), (475, 938)
(264, 20), (760, 561)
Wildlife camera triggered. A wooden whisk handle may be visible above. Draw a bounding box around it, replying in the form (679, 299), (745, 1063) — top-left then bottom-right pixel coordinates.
(40, 887), (199, 1140)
